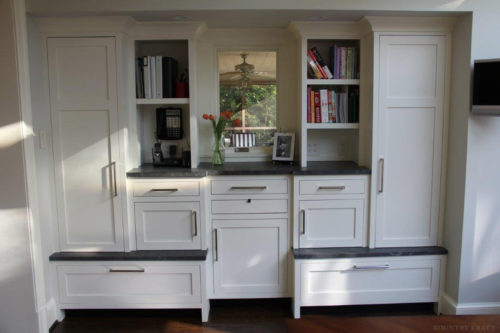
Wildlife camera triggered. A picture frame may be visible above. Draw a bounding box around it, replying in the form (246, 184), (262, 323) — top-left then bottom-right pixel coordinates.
(272, 132), (295, 162)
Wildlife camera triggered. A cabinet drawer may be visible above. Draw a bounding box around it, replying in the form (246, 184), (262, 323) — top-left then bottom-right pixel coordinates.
(299, 179), (365, 195)
(57, 263), (201, 306)
(132, 181), (200, 197)
(211, 179), (288, 195)
(300, 258), (441, 306)
(212, 199), (288, 214)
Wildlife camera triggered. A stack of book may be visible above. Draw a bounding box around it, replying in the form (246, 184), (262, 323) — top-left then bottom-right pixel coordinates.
(136, 56), (178, 99)
(307, 47), (333, 79)
(329, 45), (359, 79)
(307, 87), (359, 124)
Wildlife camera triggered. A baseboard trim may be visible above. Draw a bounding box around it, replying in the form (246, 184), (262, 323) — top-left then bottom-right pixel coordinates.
(441, 294), (500, 315)
(39, 298), (59, 332)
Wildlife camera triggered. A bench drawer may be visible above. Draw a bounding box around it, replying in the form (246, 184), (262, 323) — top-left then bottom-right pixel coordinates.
(211, 179), (288, 195)
(132, 181), (200, 197)
(299, 258), (441, 306)
(57, 263), (201, 306)
(299, 179), (365, 195)
(212, 199), (288, 214)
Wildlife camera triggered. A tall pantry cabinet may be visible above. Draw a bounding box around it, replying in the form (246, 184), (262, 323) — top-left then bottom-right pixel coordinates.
(47, 37), (125, 251)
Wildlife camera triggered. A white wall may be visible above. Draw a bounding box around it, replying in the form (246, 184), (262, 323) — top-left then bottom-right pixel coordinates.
(195, 28), (298, 161)
(0, 0), (40, 331)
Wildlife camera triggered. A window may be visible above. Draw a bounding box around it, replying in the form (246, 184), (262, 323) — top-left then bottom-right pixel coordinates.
(218, 51), (277, 147)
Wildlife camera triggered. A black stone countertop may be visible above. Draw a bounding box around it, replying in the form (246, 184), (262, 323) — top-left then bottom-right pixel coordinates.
(126, 161), (371, 178)
(49, 249), (208, 261)
(293, 246), (448, 259)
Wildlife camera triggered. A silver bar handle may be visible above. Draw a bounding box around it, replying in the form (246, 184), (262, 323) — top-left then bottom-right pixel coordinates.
(301, 209), (306, 234)
(111, 161), (118, 197)
(109, 268), (145, 273)
(378, 158), (385, 193)
(230, 186), (267, 190)
(213, 229), (218, 261)
(150, 188), (178, 192)
(192, 211), (198, 237)
(318, 186), (346, 190)
(353, 264), (390, 270)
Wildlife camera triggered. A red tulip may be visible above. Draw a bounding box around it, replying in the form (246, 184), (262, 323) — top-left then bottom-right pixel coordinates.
(234, 119), (241, 126)
(208, 114), (215, 120)
(202, 114), (209, 120)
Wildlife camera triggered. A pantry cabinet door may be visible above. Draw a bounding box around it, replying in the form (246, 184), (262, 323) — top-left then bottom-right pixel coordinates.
(375, 35), (446, 247)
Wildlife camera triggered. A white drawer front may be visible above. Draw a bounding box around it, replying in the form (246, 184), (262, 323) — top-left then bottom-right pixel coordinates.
(57, 264), (201, 306)
(212, 199), (288, 214)
(211, 179), (288, 195)
(135, 202), (201, 250)
(300, 258), (440, 306)
(299, 179), (365, 195)
(133, 181), (200, 197)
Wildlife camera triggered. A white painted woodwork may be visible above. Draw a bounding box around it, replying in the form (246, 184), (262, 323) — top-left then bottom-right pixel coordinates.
(212, 218), (288, 297)
(299, 200), (365, 247)
(47, 37), (124, 251)
(132, 180), (200, 197)
(211, 179), (288, 195)
(211, 199), (288, 214)
(135, 202), (201, 250)
(375, 35), (446, 247)
(299, 179), (366, 195)
(297, 257), (442, 306)
(56, 263), (201, 306)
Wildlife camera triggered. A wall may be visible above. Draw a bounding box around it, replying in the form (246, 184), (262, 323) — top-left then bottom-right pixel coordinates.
(0, 0), (40, 331)
(195, 28), (298, 161)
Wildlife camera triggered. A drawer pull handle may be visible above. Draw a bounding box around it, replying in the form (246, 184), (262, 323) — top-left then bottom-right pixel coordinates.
(192, 211), (198, 237)
(301, 209), (306, 234)
(378, 158), (384, 193)
(111, 161), (118, 197)
(353, 264), (390, 270)
(150, 188), (178, 192)
(318, 186), (346, 190)
(214, 229), (218, 262)
(230, 186), (267, 190)
(109, 268), (145, 273)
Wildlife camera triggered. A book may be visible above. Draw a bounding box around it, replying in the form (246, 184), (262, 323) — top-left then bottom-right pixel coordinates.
(340, 48), (347, 79)
(143, 56), (151, 99)
(328, 90), (336, 123)
(162, 57), (178, 98)
(314, 91), (321, 123)
(310, 89), (315, 123)
(347, 47), (353, 79)
(320, 89), (329, 123)
(311, 47), (333, 79)
(149, 56), (156, 99)
(307, 86), (311, 123)
(155, 56), (162, 99)
(307, 49), (327, 79)
(307, 55), (323, 79)
(135, 58), (144, 99)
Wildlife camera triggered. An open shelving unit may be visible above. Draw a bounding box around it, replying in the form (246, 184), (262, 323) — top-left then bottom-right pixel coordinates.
(136, 98), (190, 105)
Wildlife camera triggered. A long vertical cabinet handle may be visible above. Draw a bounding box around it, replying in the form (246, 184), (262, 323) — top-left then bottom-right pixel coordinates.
(192, 211), (198, 237)
(213, 229), (218, 261)
(378, 158), (385, 193)
(301, 209), (306, 234)
(111, 161), (118, 197)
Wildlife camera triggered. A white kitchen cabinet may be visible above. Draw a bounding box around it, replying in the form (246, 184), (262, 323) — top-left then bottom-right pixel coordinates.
(299, 199), (365, 248)
(135, 202), (201, 250)
(373, 35), (446, 247)
(47, 37), (124, 251)
(212, 218), (288, 297)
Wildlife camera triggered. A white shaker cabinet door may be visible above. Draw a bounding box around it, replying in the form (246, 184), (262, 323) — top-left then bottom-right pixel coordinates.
(135, 202), (201, 250)
(375, 35), (446, 247)
(48, 37), (124, 251)
(212, 218), (288, 297)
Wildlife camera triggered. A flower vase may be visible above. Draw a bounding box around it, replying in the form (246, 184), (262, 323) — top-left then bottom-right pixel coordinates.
(212, 135), (225, 166)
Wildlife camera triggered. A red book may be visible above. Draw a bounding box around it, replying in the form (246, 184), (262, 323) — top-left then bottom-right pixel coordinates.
(308, 49), (327, 79)
(307, 87), (311, 123)
(314, 91), (321, 123)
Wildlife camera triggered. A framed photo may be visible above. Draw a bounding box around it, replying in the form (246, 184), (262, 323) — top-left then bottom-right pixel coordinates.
(272, 132), (295, 162)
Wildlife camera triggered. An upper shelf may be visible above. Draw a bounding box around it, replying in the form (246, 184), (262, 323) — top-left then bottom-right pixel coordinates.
(306, 123), (359, 130)
(307, 79), (360, 86)
(136, 98), (189, 105)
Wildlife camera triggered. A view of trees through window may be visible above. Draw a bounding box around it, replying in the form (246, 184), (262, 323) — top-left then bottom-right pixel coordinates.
(219, 51), (277, 147)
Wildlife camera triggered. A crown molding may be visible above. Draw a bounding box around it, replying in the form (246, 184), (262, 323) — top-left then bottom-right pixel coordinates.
(364, 16), (457, 33)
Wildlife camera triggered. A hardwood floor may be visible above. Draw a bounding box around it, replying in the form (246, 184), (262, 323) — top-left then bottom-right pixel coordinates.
(51, 300), (500, 333)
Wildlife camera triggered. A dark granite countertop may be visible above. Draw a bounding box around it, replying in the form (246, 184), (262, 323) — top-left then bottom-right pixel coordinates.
(293, 246), (447, 259)
(127, 161), (371, 178)
(49, 249), (208, 261)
